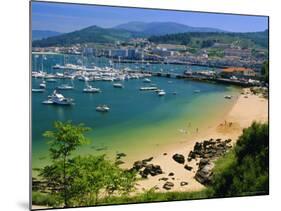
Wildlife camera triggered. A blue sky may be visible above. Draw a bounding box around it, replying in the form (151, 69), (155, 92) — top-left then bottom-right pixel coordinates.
(32, 1), (268, 33)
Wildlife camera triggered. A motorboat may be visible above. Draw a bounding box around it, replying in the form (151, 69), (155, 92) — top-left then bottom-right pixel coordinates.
(32, 88), (45, 93)
(96, 105), (110, 112)
(194, 90), (201, 93)
(57, 84), (74, 90)
(113, 83), (124, 88)
(39, 81), (46, 89)
(143, 78), (151, 83)
(158, 90), (166, 96)
(139, 86), (158, 91)
(46, 78), (57, 83)
(83, 85), (101, 93)
(42, 90), (73, 105)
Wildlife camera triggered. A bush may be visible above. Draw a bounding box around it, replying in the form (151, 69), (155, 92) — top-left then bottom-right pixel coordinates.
(210, 122), (269, 197)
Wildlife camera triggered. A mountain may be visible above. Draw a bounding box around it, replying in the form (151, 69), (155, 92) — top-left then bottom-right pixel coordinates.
(32, 25), (140, 47)
(32, 30), (61, 41)
(114, 21), (225, 36)
(148, 30), (268, 48)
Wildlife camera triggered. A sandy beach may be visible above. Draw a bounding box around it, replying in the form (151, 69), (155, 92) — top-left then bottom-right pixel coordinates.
(128, 88), (268, 193)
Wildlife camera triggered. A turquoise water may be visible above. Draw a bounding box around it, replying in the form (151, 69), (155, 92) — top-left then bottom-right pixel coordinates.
(32, 54), (239, 170)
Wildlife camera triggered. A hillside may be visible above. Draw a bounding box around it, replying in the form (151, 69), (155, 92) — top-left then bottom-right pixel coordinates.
(114, 21), (225, 36)
(32, 25), (140, 47)
(32, 30), (61, 41)
(148, 30), (268, 48)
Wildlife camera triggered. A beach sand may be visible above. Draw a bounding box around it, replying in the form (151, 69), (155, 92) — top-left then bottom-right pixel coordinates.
(128, 88), (268, 193)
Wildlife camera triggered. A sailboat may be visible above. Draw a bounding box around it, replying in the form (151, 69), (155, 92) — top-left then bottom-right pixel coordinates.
(57, 79), (74, 90)
(83, 81), (101, 93)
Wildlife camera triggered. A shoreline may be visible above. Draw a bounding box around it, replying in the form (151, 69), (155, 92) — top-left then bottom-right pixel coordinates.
(123, 88), (268, 193)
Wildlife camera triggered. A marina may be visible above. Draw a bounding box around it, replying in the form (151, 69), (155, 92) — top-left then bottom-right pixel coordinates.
(32, 53), (241, 170)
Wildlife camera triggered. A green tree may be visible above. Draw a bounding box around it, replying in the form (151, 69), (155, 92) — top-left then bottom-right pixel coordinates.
(40, 121), (90, 207)
(261, 61), (269, 83)
(210, 122), (269, 197)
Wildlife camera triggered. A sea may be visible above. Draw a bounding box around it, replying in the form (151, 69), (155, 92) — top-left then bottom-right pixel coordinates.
(31, 53), (240, 172)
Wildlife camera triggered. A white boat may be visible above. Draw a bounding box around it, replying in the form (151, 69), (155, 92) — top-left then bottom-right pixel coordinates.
(96, 105), (110, 112)
(143, 78), (151, 83)
(158, 90), (166, 96)
(42, 99), (54, 104)
(139, 86), (158, 91)
(43, 90), (73, 105)
(32, 88), (45, 93)
(39, 81), (46, 89)
(46, 78), (57, 83)
(224, 95), (232, 99)
(194, 90), (201, 93)
(83, 84), (101, 93)
(57, 84), (74, 90)
(113, 83), (124, 88)
(52, 92), (73, 105)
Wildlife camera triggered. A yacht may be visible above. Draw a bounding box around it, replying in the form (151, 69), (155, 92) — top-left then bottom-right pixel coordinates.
(42, 90), (73, 105)
(113, 83), (124, 88)
(83, 84), (101, 93)
(96, 105), (110, 112)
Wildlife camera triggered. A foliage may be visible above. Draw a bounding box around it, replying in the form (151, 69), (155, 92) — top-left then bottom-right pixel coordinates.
(148, 30), (268, 49)
(261, 61), (269, 83)
(32, 192), (61, 207)
(40, 121), (90, 207)
(209, 122), (269, 197)
(35, 121), (137, 208)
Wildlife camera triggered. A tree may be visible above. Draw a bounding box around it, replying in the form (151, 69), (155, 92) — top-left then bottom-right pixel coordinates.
(40, 121), (90, 207)
(261, 61), (269, 83)
(210, 122), (269, 197)
(36, 121), (137, 208)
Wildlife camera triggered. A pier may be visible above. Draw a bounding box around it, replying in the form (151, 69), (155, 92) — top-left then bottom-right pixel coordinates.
(127, 70), (257, 87)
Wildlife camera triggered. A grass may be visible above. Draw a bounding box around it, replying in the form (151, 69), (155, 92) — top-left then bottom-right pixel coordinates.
(32, 189), (211, 207)
(32, 192), (61, 207)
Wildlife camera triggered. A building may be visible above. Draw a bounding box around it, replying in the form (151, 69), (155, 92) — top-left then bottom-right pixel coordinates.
(220, 67), (256, 79)
(224, 48), (252, 58)
(110, 49), (128, 58)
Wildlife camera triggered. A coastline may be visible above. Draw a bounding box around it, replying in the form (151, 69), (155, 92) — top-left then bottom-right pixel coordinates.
(125, 88), (268, 193)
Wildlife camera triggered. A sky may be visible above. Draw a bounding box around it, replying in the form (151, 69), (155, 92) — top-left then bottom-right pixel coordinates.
(32, 1), (268, 33)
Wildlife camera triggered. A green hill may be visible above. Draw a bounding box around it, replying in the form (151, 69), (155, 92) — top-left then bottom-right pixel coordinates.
(32, 25), (140, 47)
(148, 30), (268, 49)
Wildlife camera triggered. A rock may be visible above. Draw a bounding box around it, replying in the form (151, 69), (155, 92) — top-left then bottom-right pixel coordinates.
(163, 181), (174, 190)
(172, 153), (185, 164)
(143, 164), (163, 177)
(163, 153), (167, 156)
(115, 160), (125, 165)
(168, 172), (174, 176)
(184, 164), (193, 171)
(133, 160), (145, 171)
(116, 152), (127, 160)
(158, 177), (169, 181)
(195, 159), (214, 185)
(172, 177), (175, 180)
(225, 139), (232, 143)
(180, 181), (188, 186)
(142, 157), (154, 163)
